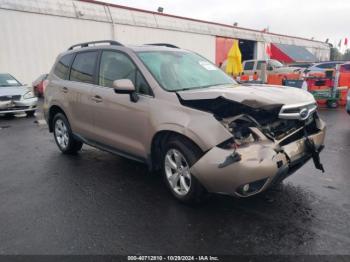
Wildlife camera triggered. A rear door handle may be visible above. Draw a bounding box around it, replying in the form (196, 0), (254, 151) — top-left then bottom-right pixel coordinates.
(91, 95), (103, 103)
(62, 87), (68, 93)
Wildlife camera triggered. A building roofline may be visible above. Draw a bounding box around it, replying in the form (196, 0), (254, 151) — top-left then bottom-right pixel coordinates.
(79, 0), (327, 45)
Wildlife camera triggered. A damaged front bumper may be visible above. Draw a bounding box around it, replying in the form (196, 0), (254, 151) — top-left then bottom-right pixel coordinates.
(0, 97), (38, 114)
(190, 118), (326, 197)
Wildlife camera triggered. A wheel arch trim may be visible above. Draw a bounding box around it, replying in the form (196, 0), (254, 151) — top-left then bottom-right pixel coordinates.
(149, 128), (205, 172)
(48, 104), (67, 132)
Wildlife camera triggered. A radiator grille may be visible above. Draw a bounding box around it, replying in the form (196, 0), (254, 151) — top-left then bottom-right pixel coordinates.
(0, 95), (21, 101)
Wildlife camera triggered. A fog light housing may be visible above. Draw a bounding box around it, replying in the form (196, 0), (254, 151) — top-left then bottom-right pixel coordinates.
(242, 184), (250, 192)
(236, 178), (268, 196)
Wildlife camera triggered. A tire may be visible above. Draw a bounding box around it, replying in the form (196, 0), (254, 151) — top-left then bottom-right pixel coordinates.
(4, 113), (14, 118)
(26, 110), (35, 117)
(161, 138), (208, 204)
(53, 113), (83, 154)
(327, 100), (338, 108)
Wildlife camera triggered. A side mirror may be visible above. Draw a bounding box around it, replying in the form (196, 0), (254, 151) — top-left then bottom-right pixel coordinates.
(112, 79), (139, 102)
(113, 79), (135, 93)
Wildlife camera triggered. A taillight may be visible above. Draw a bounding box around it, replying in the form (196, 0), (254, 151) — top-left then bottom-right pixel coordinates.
(42, 79), (49, 95)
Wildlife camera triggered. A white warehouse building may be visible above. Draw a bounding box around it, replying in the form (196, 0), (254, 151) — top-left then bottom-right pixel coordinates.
(0, 0), (330, 84)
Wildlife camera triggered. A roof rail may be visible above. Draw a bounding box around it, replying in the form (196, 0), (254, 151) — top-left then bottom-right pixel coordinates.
(145, 43), (179, 48)
(68, 40), (123, 50)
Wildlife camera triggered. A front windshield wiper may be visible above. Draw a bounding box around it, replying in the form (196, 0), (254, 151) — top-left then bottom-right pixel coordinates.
(174, 83), (234, 92)
(175, 87), (194, 91)
(199, 83), (226, 89)
(173, 85), (206, 91)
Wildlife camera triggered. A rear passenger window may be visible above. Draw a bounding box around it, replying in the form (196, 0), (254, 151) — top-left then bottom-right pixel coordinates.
(244, 61), (254, 70)
(54, 54), (73, 80)
(70, 51), (98, 84)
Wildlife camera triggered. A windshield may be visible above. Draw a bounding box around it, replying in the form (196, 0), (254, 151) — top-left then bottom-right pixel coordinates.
(0, 74), (21, 87)
(137, 51), (236, 91)
(269, 59), (284, 68)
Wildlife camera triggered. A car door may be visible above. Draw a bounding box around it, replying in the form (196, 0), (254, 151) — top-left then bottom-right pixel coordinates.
(64, 51), (99, 139)
(90, 50), (152, 159)
(256, 60), (266, 77)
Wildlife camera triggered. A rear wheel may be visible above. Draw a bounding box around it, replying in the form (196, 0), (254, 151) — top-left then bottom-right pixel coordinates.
(162, 138), (207, 204)
(53, 113), (83, 154)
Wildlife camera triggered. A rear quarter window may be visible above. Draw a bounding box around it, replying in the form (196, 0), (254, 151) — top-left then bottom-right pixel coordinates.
(53, 54), (74, 80)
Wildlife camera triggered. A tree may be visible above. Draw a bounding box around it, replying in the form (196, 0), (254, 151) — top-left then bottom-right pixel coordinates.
(330, 47), (342, 61)
(343, 49), (350, 61)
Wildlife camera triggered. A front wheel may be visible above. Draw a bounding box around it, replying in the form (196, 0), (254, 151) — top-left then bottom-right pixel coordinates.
(162, 139), (208, 204)
(53, 113), (83, 154)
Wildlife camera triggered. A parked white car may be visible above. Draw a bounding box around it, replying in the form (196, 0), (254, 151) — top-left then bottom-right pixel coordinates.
(0, 73), (38, 117)
(306, 61), (346, 73)
(241, 59), (301, 75)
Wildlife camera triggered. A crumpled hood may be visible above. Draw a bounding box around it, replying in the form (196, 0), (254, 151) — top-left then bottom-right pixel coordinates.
(177, 84), (315, 108)
(0, 86), (29, 97)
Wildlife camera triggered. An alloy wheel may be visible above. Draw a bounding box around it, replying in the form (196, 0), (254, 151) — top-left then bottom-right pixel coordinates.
(54, 119), (69, 150)
(164, 149), (191, 196)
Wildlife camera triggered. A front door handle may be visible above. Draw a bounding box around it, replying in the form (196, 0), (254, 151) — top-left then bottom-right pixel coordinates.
(62, 87), (68, 93)
(91, 95), (103, 103)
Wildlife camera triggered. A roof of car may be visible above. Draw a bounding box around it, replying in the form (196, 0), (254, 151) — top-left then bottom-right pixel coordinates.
(127, 45), (187, 52)
(315, 61), (347, 64)
(61, 42), (188, 57)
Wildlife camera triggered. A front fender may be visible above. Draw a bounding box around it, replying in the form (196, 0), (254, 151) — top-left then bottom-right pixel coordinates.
(150, 99), (232, 152)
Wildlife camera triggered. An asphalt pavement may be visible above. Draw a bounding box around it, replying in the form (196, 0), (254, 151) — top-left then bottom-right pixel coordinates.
(0, 102), (349, 255)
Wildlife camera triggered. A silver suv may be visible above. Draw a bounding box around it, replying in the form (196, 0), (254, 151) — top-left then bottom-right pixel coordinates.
(44, 40), (326, 204)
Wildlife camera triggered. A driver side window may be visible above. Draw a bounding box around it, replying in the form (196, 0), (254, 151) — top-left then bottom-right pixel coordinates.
(99, 51), (152, 95)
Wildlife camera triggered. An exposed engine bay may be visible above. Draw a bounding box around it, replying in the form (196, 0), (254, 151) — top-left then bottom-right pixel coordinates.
(180, 96), (319, 142)
(179, 96), (324, 172)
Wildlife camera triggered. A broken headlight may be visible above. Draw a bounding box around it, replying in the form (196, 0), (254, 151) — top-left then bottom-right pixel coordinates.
(218, 115), (259, 149)
(229, 122), (256, 146)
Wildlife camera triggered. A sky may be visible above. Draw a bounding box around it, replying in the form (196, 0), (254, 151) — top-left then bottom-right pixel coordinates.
(102, 0), (350, 51)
